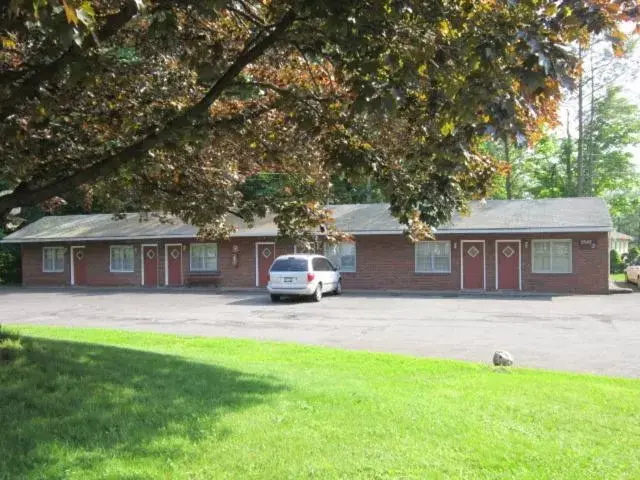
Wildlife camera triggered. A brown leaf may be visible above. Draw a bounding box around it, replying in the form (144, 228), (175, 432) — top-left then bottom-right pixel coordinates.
(63, 0), (79, 25)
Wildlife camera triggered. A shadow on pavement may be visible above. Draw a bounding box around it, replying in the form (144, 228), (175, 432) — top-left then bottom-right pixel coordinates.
(615, 280), (640, 292)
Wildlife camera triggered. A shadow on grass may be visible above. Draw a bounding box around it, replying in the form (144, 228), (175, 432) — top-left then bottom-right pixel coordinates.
(0, 336), (287, 479)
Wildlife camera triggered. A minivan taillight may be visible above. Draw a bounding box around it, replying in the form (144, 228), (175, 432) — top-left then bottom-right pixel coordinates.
(307, 273), (315, 282)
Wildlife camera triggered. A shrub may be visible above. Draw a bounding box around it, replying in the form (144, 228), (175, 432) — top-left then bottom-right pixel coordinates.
(627, 246), (640, 266)
(0, 243), (21, 284)
(610, 250), (624, 274)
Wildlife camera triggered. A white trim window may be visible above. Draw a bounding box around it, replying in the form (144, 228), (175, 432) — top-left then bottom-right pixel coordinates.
(415, 241), (451, 273)
(190, 243), (218, 271)
(42, 247), (65, 273)
(532, 239), (572, 274)
(324, 242), (356, 272)
(110, 245), (135, 273)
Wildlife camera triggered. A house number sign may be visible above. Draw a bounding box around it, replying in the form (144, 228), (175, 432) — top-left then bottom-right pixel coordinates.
(579, 239), (596, 249)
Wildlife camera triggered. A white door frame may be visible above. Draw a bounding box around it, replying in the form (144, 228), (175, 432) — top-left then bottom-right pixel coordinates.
(164, 243), (183, 286)
(495, 240), (522, 291)
(70, 245), (86, 286)
(141, 244), (159, 286)
(255, 242), (276, 287)
(460, 240), (486, 290)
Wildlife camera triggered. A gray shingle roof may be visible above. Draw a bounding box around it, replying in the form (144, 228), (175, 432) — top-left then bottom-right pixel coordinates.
(1, 197), (612, 243)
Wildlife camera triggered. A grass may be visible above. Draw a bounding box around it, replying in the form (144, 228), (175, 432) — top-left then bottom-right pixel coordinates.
(610, 273), (627, 282)
(1, 326), (639, 480)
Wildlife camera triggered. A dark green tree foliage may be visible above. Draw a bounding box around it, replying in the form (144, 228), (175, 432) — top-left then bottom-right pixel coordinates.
(0, 0), (637, 243)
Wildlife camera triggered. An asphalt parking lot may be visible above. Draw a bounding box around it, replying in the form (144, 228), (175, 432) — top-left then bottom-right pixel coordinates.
(1, 288), (639, 377)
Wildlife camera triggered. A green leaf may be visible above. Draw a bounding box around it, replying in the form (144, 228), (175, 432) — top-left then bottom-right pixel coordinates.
(440, 121), (455, 136)
(76, 1), (96, 28)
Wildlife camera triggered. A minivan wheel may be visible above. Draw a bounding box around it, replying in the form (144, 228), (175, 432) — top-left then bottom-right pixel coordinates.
(334, 280), (342, 295)
(312, 284), (322, 302)
(270, 294), (280, 302)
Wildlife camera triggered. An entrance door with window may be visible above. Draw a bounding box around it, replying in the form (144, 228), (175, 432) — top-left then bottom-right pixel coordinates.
(72, 246), (87, 286)
(166, 244), (183, 286)
(256, 243), (275, 287)
(496, 241), (520, 290)
(462, 241), (485, 290)
(143, 245), (158, 287)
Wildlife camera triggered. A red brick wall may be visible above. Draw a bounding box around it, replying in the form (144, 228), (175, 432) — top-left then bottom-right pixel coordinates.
(22, 242), (141, 287)
(84, 243), (141, 286)
(178, 238), (294, 288)
(18, 231), (609, 294)
(342, 232), (608, 294)
(22, 244), (70, 286)
(340, 235), (460, 291)
(520, 232), (609, 294)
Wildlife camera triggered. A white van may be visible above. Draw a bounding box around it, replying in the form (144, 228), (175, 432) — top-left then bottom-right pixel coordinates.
(267, 254), (342, 302)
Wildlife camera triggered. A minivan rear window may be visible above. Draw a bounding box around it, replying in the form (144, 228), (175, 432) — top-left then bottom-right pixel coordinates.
(270, 258), (308, 272)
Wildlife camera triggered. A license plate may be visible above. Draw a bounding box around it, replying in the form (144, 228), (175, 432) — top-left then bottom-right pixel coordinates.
(284, 277), (293, 283)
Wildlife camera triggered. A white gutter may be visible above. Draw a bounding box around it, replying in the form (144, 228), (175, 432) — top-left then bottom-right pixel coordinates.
(0, 226), (613, 243)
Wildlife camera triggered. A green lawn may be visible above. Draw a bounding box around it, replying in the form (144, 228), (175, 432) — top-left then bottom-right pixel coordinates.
(1, 326), (639, 479)
(610, 273), (627, 282)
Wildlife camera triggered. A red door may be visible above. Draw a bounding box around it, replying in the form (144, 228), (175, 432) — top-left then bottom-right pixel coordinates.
(497, 242), (520, 290)
(257, 243), (275, 287)
(462, 241), (485, 290)
(73, 247), (87, 285)
(166, 245), (183, 286)
(143, 246), (158, 287)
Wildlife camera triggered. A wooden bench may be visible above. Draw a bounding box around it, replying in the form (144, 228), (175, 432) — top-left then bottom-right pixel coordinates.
(186, 272), (223, 287)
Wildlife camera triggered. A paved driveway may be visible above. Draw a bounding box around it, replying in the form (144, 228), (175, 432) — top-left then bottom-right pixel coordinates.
(1, 288), (639, 378)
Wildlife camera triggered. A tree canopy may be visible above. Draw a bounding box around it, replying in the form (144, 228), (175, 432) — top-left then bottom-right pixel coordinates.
(1, 0), (638, 242)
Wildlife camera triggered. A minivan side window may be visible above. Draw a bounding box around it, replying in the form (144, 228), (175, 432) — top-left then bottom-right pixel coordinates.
(312, 258), (324, 271)
(321, 258), (335, 271)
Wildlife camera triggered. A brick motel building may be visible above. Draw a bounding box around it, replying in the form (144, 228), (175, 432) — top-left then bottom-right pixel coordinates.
(1, 198), (613, 294)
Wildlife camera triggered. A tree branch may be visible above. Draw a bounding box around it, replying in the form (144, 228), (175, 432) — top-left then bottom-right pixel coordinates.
(0, 9), (297, 220)
(0, 0), (141, 120)
(291, 41), (323, 96)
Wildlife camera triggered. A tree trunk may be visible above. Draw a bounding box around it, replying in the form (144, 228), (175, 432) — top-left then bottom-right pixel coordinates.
(576, 44), (585, 197)
(564, 112), (573, 197)
(503, 135), (512, 200)
(586, 48), (596, 196)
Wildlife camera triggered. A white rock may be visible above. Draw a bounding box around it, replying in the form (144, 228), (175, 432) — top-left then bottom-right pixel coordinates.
(493, 350), (514, 367)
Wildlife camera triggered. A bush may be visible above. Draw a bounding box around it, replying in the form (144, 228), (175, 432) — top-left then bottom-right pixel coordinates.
(0, 244), (21, 284)
(627, 246), (640, 266)
(610, 250), (624, 274)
